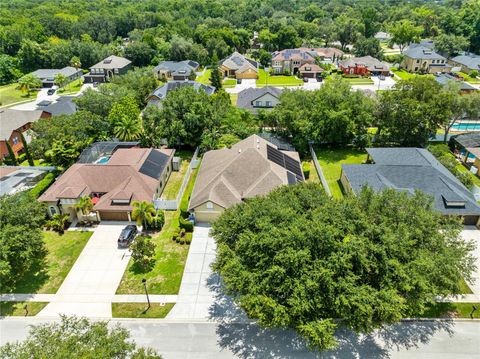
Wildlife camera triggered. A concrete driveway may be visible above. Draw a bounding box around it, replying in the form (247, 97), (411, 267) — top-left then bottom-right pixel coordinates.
(461, 226), (480, 294)
(38, 222), (132, 317)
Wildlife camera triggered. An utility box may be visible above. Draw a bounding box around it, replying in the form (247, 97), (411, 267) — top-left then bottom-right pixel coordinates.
(172, 157), (181, 171)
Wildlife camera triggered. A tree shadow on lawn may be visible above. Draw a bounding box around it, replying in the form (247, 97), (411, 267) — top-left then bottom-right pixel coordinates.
(207, 273), (454, 359)
(6, 257), (49, 294)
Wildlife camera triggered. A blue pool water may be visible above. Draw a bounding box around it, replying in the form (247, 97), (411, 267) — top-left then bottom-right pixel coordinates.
(96, 156), (111, 164)
(451, 123), (480, 131)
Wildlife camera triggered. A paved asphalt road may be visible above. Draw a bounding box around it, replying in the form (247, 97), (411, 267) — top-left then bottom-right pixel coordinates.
(1, 318), (479, 358)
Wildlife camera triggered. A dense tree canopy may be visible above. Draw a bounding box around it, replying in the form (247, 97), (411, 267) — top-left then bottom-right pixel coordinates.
(0, 316), (161, 358)
(212, 183), (475, 350)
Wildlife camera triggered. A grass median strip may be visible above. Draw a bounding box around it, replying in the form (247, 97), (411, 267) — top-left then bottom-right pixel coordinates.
(112, 303), (175, 318)
(0, 302), (48, 316)
(415, 302), (480, 318)
(11, 231), (92, 294)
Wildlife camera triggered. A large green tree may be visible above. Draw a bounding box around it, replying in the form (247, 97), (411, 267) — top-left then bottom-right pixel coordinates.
(0, 316), (161, 358)
(388, 20), (423, 52)
(212, 183), (474, 351)
(17, 73), (41, 95)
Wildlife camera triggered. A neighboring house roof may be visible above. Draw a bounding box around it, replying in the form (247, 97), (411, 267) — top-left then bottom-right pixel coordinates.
(435, 74), (477, 91)
(147, 81), (215, 106)
(37, 96), (77, 116)
(272, 48), (344, 62)
(339, 56), (390, 72)
(0, 109), (45, 140)
(298, 63), (323, 73)
(236, 87), (282, 113)
(342, 147), (480, 216)
(90, 55), (131, 69)
(374, 31), (391, 40)
(450, 55), (480, 71)
(153, 60), (199, 76)
(0, 166), (52, 196)
(189, 134), (303, 210)
(220, 52), (259, 72)
(30, 67), (81, 81)
(404, 45), (446, 60)
(452, 132), (480, 151)
(39, 147), (174, 211)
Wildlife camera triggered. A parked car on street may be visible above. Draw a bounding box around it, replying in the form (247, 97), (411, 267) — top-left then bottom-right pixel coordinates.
(117, 224), (138, 248)
(47, 88), (56, 95)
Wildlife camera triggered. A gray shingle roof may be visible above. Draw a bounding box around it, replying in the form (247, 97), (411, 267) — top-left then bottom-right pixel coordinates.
(435, 74), (477, 91)
(236, 87), (282, 113)
(153, 60), (199, 76)
(404, 45), (446, 60)
(147, 81), (215, 106)
(452, 133), (480, 149)
(37, 96), (77, 116)
(339, 56), (390, 72)
(342, 147), (480, 216)
(220, 52), (258, 72)
(0, 109), (45, 140)
(31, 67), (81, 81)
(90, 55), (131, 70)
(451, 55), (480, 71)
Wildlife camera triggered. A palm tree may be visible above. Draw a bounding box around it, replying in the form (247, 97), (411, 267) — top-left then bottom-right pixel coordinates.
(131, 201), (156, 230)
(113, 116), (142, 141)
(70, 56), (82, 70)
(75, 196), (94, 216)
(54, 73), (68, 89)
(17, 74), (41, 95)
(50, 214), (70, 234)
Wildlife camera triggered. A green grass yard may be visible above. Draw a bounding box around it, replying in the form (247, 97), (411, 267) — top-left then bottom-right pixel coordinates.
(223, 78), (237, 88)
(344, 77), (374, 85)
(0, 302), (48, 316)
(116, 166), (199, 295)
(391, 68), (417, 80)
(455, 71), (480, 84)
(256, 69), (303, 87)
(112, 303), (175, 318)
(415, 302), (480, 318)
(161, 150), (193, 200)
(196, 69), (211, 85)
(315, 148), (368, 199)
(0, 83), (38, 107)
(10, 231), (92, 294)
(58, 78), (83, 94)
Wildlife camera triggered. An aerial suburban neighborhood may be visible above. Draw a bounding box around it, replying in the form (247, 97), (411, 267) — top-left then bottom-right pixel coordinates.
(0, 0), (480, 358)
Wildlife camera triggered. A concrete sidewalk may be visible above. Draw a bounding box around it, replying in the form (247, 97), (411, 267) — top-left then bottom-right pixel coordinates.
(0, 294), (178, 303)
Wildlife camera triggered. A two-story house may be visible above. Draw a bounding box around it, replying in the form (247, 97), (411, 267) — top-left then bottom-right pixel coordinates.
(84, 55), (132, 84)
(401, 45), (451, 74)
(153, 60), (199, 81)
(236, 87), (282, 114)
(271, 48), (344, 75)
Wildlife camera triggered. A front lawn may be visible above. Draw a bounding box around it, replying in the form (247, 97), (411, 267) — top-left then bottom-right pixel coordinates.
(415, 302), (480, 318)
(223, 78), (237, 88)
(315, 147), (368, 199)
(344, 77), (374, 85)
(161, 150), (193, 200)
(196, 69), (211, 85)
(0, 83), (38, 107)
(116, 166), (199, 295)
(11, 231), (92, 294)
(0, 302), (48, 316)
(57, 78), (83, 94)
(455, 71), (480, 84)
(112, 303), (174, 318)
(256, 69), (303, 87)
(391, 68), (417, 80)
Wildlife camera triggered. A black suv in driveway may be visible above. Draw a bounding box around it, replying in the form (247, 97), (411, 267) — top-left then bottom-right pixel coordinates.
(117, 225), (138, 248)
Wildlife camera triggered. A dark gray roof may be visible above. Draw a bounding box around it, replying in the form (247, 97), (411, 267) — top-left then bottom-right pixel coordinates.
(451, 55), (480, 71)
(435, 74), (477, 91)
(37, 96), (77, 116)
(31, 67), (82, 81)
(404, 45), (446, 60)
(343, 147), (480, 216)
(147, 81), (215, 105)
(236, 87), (282, 114)
(452, 133), (480, 149)
(153, 60), (199, 76)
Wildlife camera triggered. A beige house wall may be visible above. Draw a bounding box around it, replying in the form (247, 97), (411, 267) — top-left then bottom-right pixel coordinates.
(192, 201), (225, 223)
(401, 57), (449, 74)
(236, 68), (258, 79)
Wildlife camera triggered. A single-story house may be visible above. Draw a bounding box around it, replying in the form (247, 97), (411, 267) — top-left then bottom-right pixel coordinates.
(30, 67), (83, 88)
(236, 87), (282, 114)
(341, 147), (480, 225)
(401, 44), (451, 74)
(298, 63), (323, 79)
(449, 54), (480, 74)
(435, 74), (477, 94)
(219, 52), (259, 79)
(0, 166), (52, 196)
(189, 134), (303, 223)
(339, 56), (390, 76)
(146, 80), (215, 108)
(84, 55), (132, 84)
(36, 96), (77, 116)
(39, 145), (175, 222)
(153, 60), (199, 81)
(0, 109), (50, 159)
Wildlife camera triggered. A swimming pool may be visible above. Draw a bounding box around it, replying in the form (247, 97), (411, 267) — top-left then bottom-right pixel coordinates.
(95, 155), (111, 164)
(451, 122), (480, 131)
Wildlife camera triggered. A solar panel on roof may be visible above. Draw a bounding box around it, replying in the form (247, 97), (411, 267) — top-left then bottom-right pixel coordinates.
(267, 145), (304, 180)
(139, 150), (169, 179)
(284, 155), (303, 178)
(266, 145), (285, 167)
(287, 171), (297, 185)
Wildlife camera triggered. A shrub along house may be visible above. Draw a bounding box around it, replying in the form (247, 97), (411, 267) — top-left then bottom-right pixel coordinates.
(83, 55), (132, 84)
(39, 145), (175, 222)
(188, 134), (303, 223)
(339, 56), (390, 76)
(0, 109), (50, 160)
(341, 147), (480, 225)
